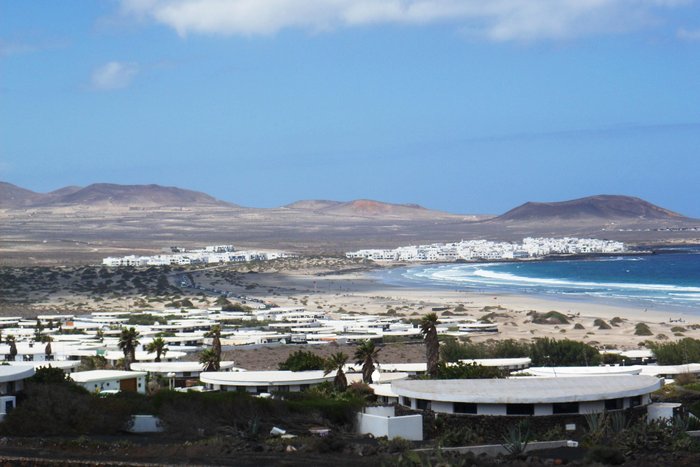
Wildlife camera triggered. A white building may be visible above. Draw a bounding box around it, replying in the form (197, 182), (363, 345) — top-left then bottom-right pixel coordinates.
(200, 370), (333, 394)
(391, 375), (661, 416)
(71, 370), (148, 394)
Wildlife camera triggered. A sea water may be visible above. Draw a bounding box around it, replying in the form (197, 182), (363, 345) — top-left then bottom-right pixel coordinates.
(376, 246), (700, 312)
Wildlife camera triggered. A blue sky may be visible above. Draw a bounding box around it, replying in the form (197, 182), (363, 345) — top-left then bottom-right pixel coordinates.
(2, 0), (700, 216)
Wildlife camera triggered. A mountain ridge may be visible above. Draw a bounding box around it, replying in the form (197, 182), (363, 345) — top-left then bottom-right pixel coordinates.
(494, 194), (686, 222)
(1, 182), (691, 221)
(0, 182), (236, 208)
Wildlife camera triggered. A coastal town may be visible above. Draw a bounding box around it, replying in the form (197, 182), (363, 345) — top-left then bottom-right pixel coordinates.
(346, 237), (626, 262)
(102, 245), (294, 267)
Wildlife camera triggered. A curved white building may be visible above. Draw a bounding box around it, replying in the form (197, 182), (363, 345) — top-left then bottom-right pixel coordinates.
(392, 375), (661, 416)
(525, 366), (642, 377)
(200, 370), (333, 394)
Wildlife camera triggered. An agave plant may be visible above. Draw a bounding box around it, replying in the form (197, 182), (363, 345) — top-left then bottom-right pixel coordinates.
(502, 421), (530, 457)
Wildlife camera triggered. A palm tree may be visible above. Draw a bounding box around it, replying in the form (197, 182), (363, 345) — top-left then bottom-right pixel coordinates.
(420, 313), (440, 378)
(205, 325), (222, 371)
(146, 337), (168, 362)
(118, 327), (140, 371)
(199, 348), (219, 372)
(354, 340), (381, 384)
(44, 335), (53, 360)
(324, 352), (349, 392)
(5, 335), (17, 361)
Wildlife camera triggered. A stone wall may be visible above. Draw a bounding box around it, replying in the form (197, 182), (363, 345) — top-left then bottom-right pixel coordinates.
(395, 404), (647, 444)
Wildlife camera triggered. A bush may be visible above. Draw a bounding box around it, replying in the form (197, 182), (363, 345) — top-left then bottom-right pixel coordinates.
(585, 445), (625, 465)
(634, 323), (653, 336)
(278, 350), (326, 371)
(1, 381), (137, 436)
(435, 361), (505, 379)
(593, 319), (612, 330)
(648, 338), (700, 364)
(529, 338), (601, 366)
(530, 311), (569, 325)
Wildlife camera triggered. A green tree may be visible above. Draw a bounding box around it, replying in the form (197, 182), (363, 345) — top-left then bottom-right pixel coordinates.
(118, 327), (140, 370)
(278, 350), (326, 371)
(204, 325), (222, 371)
(529, 338), (601, 366)
(420, 313), (440, 378)
(199, 348), (219, 372)
(435, 361), (505, 379)
(648, 338), (700, 365)
(324, 352), (349, 392)
(6, 335), (17, 361)
(44, 335), (53, 359)
(145, 337), (168, 362)
(354, 340), (380, 384)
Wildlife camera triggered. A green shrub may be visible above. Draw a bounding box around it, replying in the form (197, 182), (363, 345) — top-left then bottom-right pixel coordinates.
(634, 323), (653, 336)
(585, 445), (625, 465)
(530, 311), (569, 325)
(648, 338), (700, 364)
(278, 350), (326, 371)
(593, 319), (612, 330)
(435, 361), (504, 379)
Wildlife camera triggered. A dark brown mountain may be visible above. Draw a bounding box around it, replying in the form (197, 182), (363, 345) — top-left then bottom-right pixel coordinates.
(47, 183), (236, 207)
(0, 182), (43, 208)
(494, 195), (686, 222)
(1, 182), (236, 208)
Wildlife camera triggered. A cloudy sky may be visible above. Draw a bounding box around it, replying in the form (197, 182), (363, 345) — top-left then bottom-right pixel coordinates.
(2, 0), (699, 216)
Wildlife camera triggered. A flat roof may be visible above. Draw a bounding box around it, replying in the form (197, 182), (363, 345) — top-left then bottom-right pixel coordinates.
(391, 375), (661, 404)
(459, 358), (531, 367)
(639, 364), (700, 376)
(130, 361), (239, 373)
(526, 366), (642, 377)
(346, 372), (409, 384)
(70, 370), (147, 383)
(200, 370), (333, 386)
(0, 364), (34, 383)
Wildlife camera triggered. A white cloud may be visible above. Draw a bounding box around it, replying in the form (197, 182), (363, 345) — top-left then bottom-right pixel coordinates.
(120, 0), (693, 41)
(677, 27), (700, 40)
(91, 61), (139, 90)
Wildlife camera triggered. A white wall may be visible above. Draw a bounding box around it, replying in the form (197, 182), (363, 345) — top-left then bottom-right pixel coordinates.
(129, 415), (164, 433)
(431, 401), (453, 414)
(580, 401), (605, 414)
(356, 411), (423, 441)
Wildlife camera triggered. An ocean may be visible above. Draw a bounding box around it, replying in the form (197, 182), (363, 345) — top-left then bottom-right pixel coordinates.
(376, 246), (700, 312)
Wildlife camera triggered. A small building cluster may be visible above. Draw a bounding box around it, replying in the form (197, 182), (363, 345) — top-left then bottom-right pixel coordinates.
(346, 237), (626, 262)
(102, 244), (294, 267)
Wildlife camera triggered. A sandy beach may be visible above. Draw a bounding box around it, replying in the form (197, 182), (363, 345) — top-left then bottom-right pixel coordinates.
(188, 260), (700, 351)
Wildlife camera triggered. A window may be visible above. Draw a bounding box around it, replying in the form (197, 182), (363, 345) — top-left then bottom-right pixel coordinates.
(553, 402), (579, 414)
(605, 398), (623, 411)
(401, 396), (411, 407)
(506, 404), (534, 415)
(256, 386), (268, 394)
(300, 384), (310, 391)
(453, 402), (477, 414)
(629, 396), (642, 408)
(416, 399), (431, 410)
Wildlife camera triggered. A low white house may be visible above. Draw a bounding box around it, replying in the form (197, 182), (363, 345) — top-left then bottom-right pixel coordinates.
(200, 370), (333, 394)
(130, 361), (241, 387)
(0, 364), (36, 421)
(392, 375), (661, 416)
(70, 370), (147, 394)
